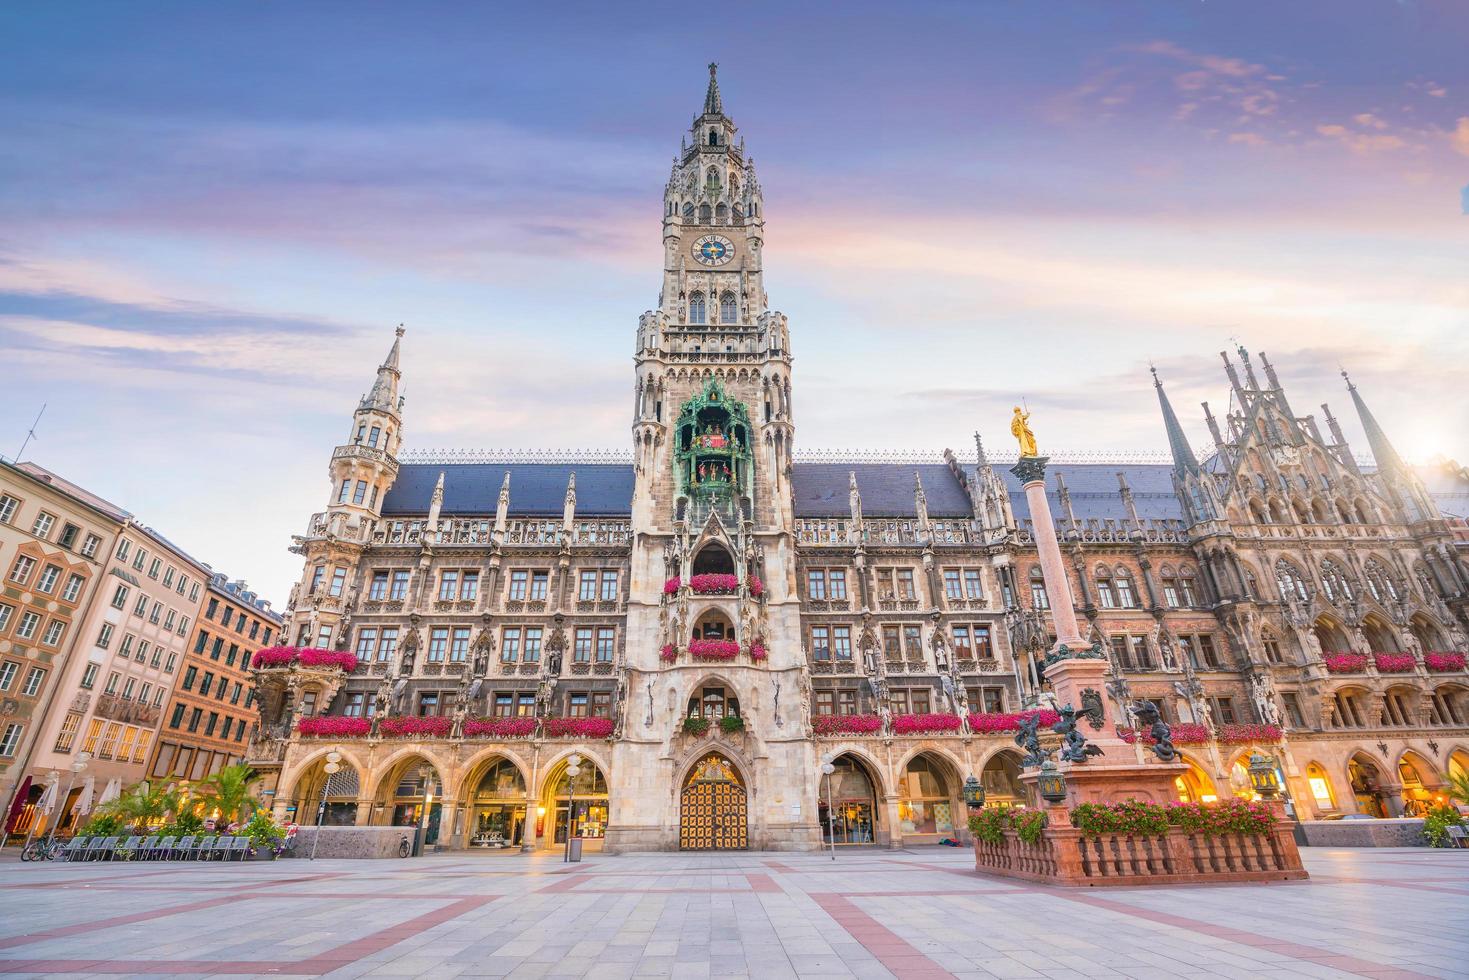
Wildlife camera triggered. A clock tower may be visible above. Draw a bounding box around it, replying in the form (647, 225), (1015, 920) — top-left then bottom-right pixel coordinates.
(613, 64), (815, 852)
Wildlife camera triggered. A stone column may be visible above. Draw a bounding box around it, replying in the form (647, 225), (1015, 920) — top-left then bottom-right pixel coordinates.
(1011, 458), (1084, 648)
(354, 799), (372, 826)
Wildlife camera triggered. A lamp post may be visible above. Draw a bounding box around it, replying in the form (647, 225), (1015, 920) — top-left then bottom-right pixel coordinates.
(564, 754), (582, 863)
(413, 764), (436, 857)
(820, 754), (836, 861)
(962, 775), (985, 811)
(1036, 761), (1068, 805)
(45, 752), (91, 848)
(1248, 753), (1281, 799)
(310, 751), (342, 861)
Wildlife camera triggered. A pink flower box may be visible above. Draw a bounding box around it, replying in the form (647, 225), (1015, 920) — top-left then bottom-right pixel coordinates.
(1373, 652), (1416, 673)
(297, 716), (371, 738)
(811, 714), (884, 736)
(749, 642), (768, 662)
(967, 709), (1060, 734)
(1216, 723), (1283, 744)
(252, 646), (357, 672)
(660, 644), (678, 663)
(748, 577), (765, 597)
(664, 577), (681, 595)
(378, 715), (453, 738)
(689, 639), (740, 661)
(1425, 652), (1467, 672)
(689, 573), (740, 594)
(462, 717), (538, 738)
(1322, 652), (1368, 674)
(891, 712), (963, 735)
(541, 717), (615, 739)
(1120, 722), (1211, 745)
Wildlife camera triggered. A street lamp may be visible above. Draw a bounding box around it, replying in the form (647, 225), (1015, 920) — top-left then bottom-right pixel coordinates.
(564, 754), (582, 863)
(962, 775), (985, 810)
(1248, 753), (1281, 800)
(1036, 761), (1068, 805)
(820, 754), (836, 861)
(46, 752), (92, 848)
(310, 750), (342, 861)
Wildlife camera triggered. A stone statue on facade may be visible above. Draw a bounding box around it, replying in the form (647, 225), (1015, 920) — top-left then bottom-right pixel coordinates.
(1249, 669), (1282, 725)
(471, 627), (494, 676)
(1015, 713), (1048, 768)
(398, 628), (421, 675)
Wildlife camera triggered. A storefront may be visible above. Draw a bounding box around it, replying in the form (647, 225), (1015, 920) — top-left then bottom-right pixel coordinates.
(388, 765), (443, 846)
(979, 752), (1028, 808)
(897, 754), (955, 840)
(817, 755), (878, 845)
(469, 758), (526, 848)
(543, 759), (608, 849)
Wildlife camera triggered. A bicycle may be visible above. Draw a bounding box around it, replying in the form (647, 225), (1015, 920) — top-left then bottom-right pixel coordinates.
(398, 834), (411, 858)
(20, 839), (64, 862)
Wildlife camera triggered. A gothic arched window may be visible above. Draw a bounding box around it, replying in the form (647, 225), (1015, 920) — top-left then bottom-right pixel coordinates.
(1320, 559), (1353, 604)
(1029, 567), (1049, 610)
(1094, 567), (1117, 609)
(719, 291), (737, 324)
(683, 202), (694, 218)
(708, 129), (719, 146)
(1275, 560), (1310, 603)
(689, 292), (706, 324)
(1115, 570), (1137, 607)
(1364, 558), (1399, 603)
(715, 203), (728, 223)
(699, 203), (712, 223)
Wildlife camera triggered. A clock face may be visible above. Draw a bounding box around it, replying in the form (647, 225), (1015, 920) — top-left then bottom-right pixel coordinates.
(693, 235), (734, 266)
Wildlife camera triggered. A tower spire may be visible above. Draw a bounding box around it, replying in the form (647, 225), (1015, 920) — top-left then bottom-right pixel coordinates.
(1152, 366), (1200, 478)
(364, 325), (405, 413)
(1343, 370), (1406, 476)
(703, 62), (723, 115)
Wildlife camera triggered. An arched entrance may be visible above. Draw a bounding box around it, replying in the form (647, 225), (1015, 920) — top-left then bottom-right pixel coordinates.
(818, 754), (880, 845)
(465, 757), (527, 849)
(1305, 762), (1338, 814)
(291, 756), (362, 826)
(1348, 754), (1388, 817)
(539, 756), (609, 850)
(980, 751), (1029, 808)
(1174, 756), (1219, 803)
(679, 753), (747, 850)
(1397, 752), (1438, 817)
(376, 757), (444, 845)
(898, 752), (959, 841)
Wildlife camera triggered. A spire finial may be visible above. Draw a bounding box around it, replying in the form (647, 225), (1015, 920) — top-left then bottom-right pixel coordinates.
(1341, 367), (1355, 391)
(703, 62), (723, 115)
(396, 322), (405, 339)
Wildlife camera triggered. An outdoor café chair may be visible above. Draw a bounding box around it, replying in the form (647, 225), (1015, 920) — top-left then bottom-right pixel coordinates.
(152, 835), (176, 860)
(60, 836), (89, 861)
(92, 836), (120, 861)
(171, 834), (197, 860)
(208, 836), (232, 860)
(194, 834), (217, 860)
(118, 835), (143, 860)
(138, 835), (161, 860)
(228, 837), (250, 860)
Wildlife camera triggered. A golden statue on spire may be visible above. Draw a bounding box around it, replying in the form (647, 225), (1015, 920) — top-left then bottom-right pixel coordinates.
(1011, 406), (1038, 457)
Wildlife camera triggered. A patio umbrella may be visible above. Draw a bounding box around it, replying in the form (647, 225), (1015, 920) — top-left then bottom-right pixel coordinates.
(4, 775), (31, 834)
(34, 779), (58, 815)
(97, 778), (122, 807)
(74, 776), (96, 817)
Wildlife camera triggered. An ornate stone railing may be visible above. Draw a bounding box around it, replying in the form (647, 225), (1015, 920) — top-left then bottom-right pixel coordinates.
(974, 804), (1306, 886)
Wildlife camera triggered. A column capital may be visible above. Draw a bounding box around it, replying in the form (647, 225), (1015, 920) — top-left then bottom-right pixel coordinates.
(1009, 455), (1050, 485)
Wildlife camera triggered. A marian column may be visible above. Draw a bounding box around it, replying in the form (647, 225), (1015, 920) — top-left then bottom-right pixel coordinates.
(1008, 408), (1184, 805)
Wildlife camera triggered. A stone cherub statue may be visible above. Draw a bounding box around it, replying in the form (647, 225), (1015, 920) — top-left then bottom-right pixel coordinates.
(1015, 713), (1049, 768)
(1053, 705), (1103, 763)
(1131, 699), (1178, 762)
(1011, 406), (1039, 458)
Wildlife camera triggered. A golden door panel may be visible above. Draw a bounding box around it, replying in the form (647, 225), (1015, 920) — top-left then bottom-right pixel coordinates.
(679, 781), (748, 850)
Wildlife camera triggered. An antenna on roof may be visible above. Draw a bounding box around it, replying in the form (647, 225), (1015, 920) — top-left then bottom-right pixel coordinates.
(13, 404), (46, 462)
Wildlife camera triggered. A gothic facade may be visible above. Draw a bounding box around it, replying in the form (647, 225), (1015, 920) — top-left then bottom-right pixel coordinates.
(250, 67), (1469, 852)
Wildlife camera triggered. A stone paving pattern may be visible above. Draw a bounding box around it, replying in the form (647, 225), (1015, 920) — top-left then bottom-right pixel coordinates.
(0, 847), (1464, 979)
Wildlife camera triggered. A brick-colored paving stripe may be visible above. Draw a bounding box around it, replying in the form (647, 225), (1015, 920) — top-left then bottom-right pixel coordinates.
(1049, 890), (1437, 980)
(762, 859), (797, 873)
(1311, 874), (1469, 896)
(745, 872), (781, 892)
(296, 895), (497, 973)
(0, 893), (256, 950)
(810, 892), (957, 980)
(535, 871), (593, 892)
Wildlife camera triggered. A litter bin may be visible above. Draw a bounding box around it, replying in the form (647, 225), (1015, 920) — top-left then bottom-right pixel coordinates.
(566, 837), (583, 862)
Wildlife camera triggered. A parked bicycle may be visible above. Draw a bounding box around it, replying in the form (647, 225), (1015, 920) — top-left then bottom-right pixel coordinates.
(398, 834), (411, 858)
(20, 838), (65, 862)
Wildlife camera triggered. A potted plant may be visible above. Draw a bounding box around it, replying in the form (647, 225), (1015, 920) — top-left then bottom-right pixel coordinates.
(719, 715), (745, 735)
(682, 716), (711, 736)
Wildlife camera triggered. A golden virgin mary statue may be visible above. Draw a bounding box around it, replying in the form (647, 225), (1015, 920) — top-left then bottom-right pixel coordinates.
(1011, 406), (1039, 458)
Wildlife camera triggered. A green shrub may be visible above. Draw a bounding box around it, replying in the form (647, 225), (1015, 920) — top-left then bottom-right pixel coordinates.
(682, 716), (711, 736)
(1012, 809), (1048, 845)
(241, 812), (286, 850)
(968, 808), (1009, 845)
(1422, 804), (1465, 848)
(1071, 799), (1170, 836)
(719, 715), (745, 734)
(77, 814), (124, 837)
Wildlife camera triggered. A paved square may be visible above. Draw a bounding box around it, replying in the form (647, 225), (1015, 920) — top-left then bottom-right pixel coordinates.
(0, 847), (1464, 978)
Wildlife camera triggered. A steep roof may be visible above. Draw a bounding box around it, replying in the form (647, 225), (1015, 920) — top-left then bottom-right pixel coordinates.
(381, 463), (634, 516)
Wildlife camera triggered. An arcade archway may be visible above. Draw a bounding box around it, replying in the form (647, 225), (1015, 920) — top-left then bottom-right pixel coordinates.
(818, 753), (882, 845)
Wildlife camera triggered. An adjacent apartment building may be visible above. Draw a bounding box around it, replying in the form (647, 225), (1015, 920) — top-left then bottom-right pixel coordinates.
(0, 461), (125, 831)
(149, 573), (280, 783)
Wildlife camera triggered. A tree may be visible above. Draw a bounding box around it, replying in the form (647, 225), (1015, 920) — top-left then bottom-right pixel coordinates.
(99, 781), (181, 833)
(196, 764), (262, 826)
(1446, 769), (1469, 808)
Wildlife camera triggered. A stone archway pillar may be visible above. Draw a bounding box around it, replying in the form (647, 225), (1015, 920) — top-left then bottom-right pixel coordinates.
(521, 795), (536, 852)
(1380, 783), (1406, 817)
(354, 799), (372, 826)
(882, 793), (902, 850)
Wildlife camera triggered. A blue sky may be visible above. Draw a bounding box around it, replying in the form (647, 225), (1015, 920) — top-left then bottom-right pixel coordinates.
(2, 1), (1466, 604)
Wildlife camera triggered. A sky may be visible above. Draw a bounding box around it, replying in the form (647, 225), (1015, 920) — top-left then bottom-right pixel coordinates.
(2, 0), (1467, 606)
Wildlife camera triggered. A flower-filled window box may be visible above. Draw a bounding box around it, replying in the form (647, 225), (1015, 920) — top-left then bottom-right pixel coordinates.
(297, 716), (371, 738)
(749, 642), (768, 662)
(719, 714), (745, 734)
(1373, 652), (1416, 673)
(378, 715), (453, 738)
(1425, 651), (1467, 672)
(811, 713), (883, 736)
(682, 716), (711, 736)
(891, 712), (963, 735)
(689, 639), (741, 661)
(967, 709), (1060, 734)
(462, 717), (538, 738)
(1119, 722), (1211, 745)
(1322, 652), (1368, 674)
(660, 644), (679, 663)
(253, 646), (358, 672)
(1215, 723), (1283, 744)
(541, 716), (615, 739)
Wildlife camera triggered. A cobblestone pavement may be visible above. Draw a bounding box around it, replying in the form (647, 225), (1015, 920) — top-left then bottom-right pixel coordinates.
(0, 845), (1464, 979)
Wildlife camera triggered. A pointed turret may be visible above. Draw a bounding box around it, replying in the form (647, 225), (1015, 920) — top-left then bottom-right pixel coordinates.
(1344, 370), (1433, 523)
(1152, 367), (1201, 479)
(326, 325), (404, 516)
(703, 62), (723, 115)
(363, 325), (405, 414)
